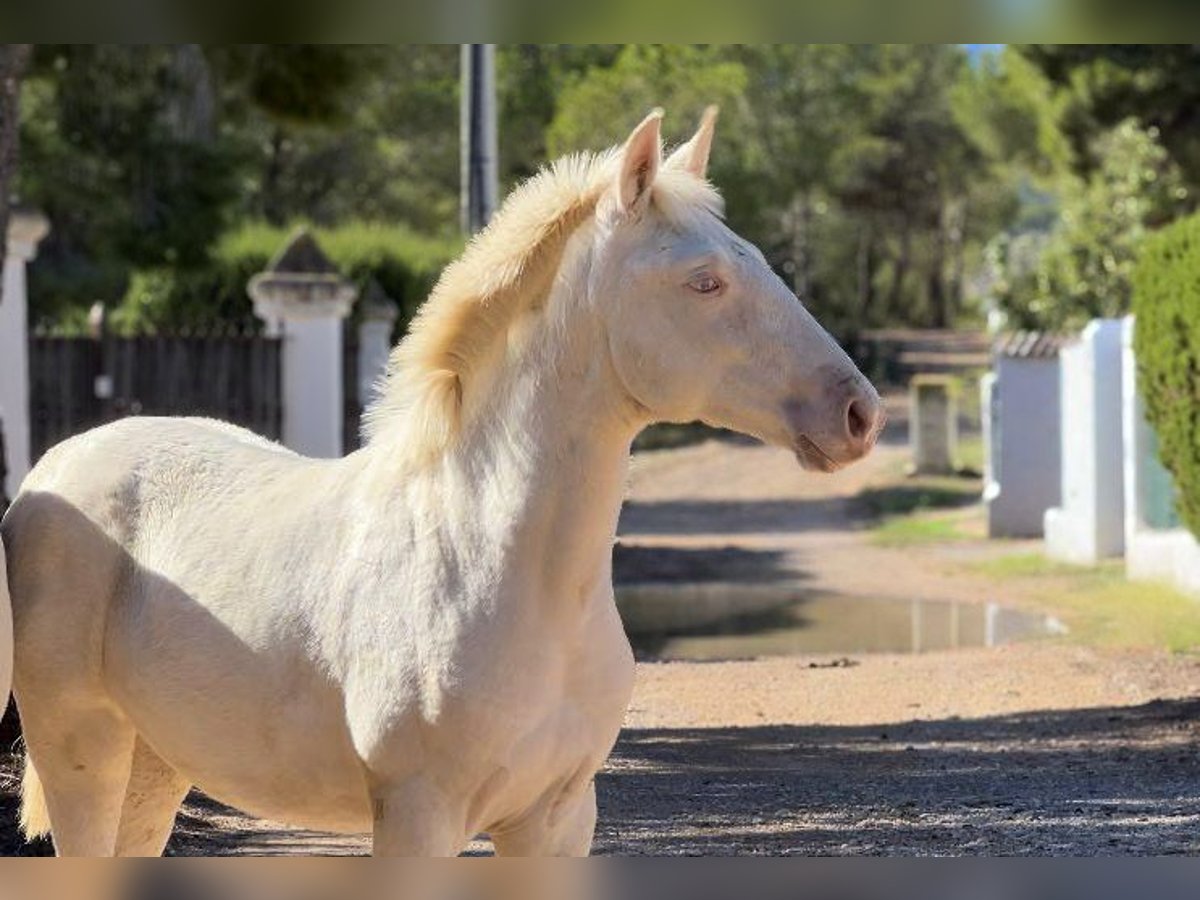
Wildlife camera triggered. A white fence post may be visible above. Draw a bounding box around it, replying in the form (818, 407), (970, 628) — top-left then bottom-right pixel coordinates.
(984, 334), (1064, 538)
(249, 230), (356, 459)
(1, 211), (49, 499)
(1044, 318), (1125, 563)
(909, 375), (957, 475)
(357, 280), (398, 412)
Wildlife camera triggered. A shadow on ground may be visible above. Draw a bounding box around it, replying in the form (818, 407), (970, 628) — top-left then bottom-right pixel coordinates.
(595, 698), (1200, 855)
(4, 698), (1198, 856)
(619, 498), (863, 537)
(613, 544), (801, 584)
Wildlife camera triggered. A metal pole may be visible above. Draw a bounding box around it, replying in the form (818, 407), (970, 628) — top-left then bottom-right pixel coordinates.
(460, 44), (498, 235)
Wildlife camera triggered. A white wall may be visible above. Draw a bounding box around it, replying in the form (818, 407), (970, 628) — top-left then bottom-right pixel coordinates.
(1044, 319), (1125, 563)
(985, 355), (1062, 538)
(1122, 316), (1200, 596)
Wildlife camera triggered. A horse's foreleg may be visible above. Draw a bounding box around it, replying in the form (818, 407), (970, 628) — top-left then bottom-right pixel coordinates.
(491, 780), (596, 857)
(113, 737), (191, 856)
(20, 701), (136, 856)
(370, 776), (466, 857)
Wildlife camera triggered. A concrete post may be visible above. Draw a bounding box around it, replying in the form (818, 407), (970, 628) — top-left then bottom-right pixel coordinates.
(0, 210), (49, 499)
(1044, 318), (1125, 564)
(909, 375), (957, 475)
(985, 349), (1063, 538)
(249, 230), (356, 458)
(357, 279), (399, 411)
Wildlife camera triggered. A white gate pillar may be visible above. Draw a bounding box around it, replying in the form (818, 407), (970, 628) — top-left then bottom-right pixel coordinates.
(249, 230), (356, 458)
(1, 210), (49, 498)
(1044, 318), (1125, 563)
(357, 279), (398, 412)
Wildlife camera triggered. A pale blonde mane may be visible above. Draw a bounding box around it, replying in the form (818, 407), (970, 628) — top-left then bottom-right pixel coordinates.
(364, 145), (723, 460)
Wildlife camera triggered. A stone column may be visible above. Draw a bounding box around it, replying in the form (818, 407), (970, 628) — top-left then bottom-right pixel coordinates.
(249, 230), (356, 458)
(1044, 318), (1125, 563)
(0, 210), (49, 499)
(356, 279), (398, 411)
(909, 375), (957, 475)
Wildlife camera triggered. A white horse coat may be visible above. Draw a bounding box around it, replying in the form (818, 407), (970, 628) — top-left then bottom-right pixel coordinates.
(0, 109), (882, 856)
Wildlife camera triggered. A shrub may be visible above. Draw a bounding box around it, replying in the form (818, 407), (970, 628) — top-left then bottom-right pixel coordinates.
(1132, 212), (1200, 538)
(111, 222), (463, 335)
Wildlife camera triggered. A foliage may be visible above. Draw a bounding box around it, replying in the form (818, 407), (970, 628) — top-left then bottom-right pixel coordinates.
(990, 119), (1189, 330)
(1131, 211), (1200, 538)
(16, 44), (1161, 337)
(548, 44), (1012, 337)
(110, 222), (462, 335)
(1021, 45), (1200, 189)
(19, 45), (239, 327)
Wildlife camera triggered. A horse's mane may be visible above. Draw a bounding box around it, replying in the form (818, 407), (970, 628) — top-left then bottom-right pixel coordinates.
(363, 145), (723, 461)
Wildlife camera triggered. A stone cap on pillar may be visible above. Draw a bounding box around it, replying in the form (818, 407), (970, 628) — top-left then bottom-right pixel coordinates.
(360, 278), (399, 324)
(249, 228), (357, 322)
(6, 208), (50, 263)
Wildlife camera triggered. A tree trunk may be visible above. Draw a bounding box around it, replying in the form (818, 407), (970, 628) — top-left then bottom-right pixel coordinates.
(887, 225), (912, 320)
(947, 197), (967, 324)
(262, 125), (286, 225)
(791, 191), (814, 301)
(165, 44), (215, 145)
(855, 223), (876, 332)
(928, 220), (947, 329)
(0, 44), (31, 279)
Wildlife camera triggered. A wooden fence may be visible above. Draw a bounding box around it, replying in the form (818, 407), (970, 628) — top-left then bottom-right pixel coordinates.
(29, 332), (284, 461)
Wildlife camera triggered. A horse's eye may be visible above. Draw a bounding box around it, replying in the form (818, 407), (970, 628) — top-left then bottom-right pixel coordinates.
(687, 274), (723, 295)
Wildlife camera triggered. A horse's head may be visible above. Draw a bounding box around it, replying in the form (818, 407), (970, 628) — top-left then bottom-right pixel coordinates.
(592, 109), (884, 472)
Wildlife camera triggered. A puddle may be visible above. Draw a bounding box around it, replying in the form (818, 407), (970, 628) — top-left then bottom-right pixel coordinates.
(620, 585), (1066, 662)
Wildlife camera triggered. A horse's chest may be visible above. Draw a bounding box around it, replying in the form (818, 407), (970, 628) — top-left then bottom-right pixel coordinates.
(463, 670), (631, 833)
(428, 610), (635, 829)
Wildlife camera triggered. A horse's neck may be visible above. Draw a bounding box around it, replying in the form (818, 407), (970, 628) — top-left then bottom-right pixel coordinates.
(446, 319), (642, 611)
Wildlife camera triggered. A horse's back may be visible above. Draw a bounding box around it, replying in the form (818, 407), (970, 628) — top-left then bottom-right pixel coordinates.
(12, 416), (296, 532)
(2, 418), (301, 686)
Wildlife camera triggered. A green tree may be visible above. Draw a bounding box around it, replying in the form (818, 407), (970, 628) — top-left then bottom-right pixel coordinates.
(1020, 45), (1200, 188)
(992, 119), (1189, 330)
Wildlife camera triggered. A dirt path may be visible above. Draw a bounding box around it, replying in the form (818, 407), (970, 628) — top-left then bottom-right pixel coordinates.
(4, 398), (1200, 855)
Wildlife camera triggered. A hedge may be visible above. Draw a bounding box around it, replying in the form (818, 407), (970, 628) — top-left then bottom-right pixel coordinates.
(111, 222), (463, 336)
(1131, 212), (1200, 538)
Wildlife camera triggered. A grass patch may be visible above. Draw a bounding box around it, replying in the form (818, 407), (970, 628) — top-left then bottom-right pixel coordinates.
(858, 473), (979, 547)
(857, 476), (980, 518)
(871, 515), (964, 547)
(970, 552), (1084, 580)
(957, 434), (984, 474)
(971, 552), (1200, 653)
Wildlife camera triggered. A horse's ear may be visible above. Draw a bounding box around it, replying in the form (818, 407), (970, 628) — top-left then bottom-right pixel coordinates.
(617, 109), (663, 212)
(666, 105), (719, 179)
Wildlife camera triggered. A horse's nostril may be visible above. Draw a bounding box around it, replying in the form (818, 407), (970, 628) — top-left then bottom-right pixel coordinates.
(846, 398), (871, 443)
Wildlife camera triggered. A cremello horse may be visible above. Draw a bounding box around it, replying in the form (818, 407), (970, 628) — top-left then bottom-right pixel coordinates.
(0, 108), (882, 856)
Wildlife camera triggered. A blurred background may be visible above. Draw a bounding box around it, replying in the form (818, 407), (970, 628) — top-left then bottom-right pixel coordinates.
(3, 44), (1200, 857)
(2, 44), (1185, 339)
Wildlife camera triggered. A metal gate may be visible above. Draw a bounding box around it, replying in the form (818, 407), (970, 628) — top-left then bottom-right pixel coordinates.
(29, 331), (283, 461)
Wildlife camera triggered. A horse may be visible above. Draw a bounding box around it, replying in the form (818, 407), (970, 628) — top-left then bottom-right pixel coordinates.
(0, 108), (883, 856)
